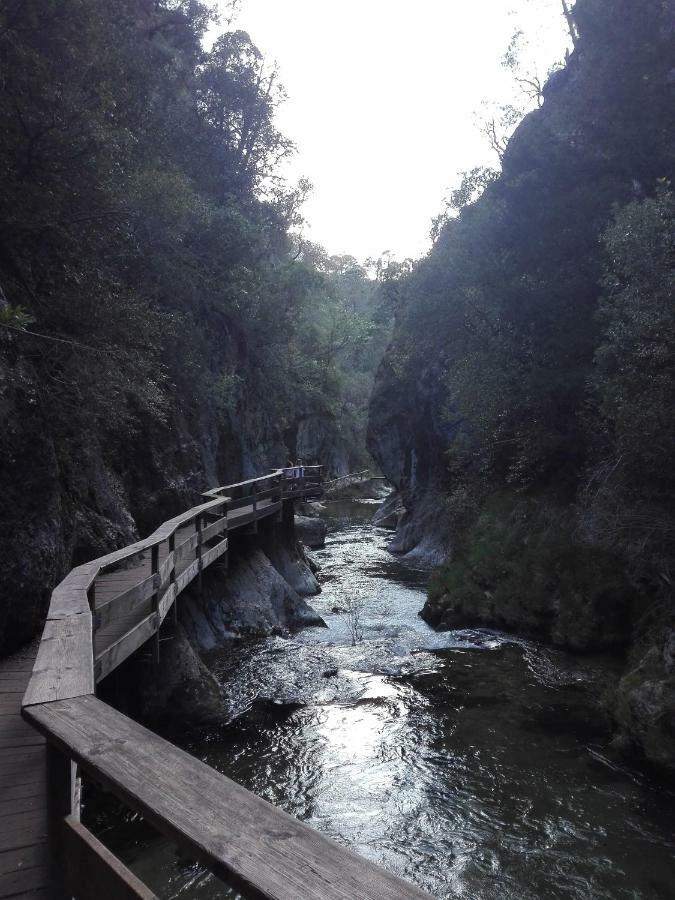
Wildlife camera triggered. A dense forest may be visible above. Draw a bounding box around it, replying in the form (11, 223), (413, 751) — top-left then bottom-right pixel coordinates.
(369, 0), (675, 771)
(0, 0), (387, 654)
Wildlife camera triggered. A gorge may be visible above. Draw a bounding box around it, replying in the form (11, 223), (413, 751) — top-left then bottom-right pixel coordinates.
(1, 0), (675, 898)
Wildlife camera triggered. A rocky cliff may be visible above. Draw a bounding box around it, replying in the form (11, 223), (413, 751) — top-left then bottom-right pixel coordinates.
(367, 0), (675, 773)
(0, 331), (323, 658)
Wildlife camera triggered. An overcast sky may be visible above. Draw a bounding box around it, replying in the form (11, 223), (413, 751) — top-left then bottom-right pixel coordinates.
(211, 0), (570, 262)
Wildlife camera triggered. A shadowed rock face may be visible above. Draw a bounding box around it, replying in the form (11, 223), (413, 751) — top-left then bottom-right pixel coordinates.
(114, 623), (226, 729)
(0, 333), (334, 659)
(294, 515), (327, 550)
(365, 0), (675, 773)
(0, 360), (64, 655)
(612, 630), (675, 775)
(181, 519), (325, 653)
(367, 359), (455, 567)
(181, 546), (325, 650)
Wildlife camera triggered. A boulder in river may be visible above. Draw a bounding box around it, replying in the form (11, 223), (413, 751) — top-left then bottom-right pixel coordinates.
(611, 630), (675, 775)
(295, 514), (327, 549)
(117, 623), (226, 728)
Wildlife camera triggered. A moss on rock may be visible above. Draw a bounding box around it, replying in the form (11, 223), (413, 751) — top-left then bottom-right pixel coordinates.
(422, 494), (633, 652)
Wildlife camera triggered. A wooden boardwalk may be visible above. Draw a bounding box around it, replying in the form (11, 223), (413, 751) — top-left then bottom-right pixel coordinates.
(4, 467), (430, 899)
(0, 643), (50, 899)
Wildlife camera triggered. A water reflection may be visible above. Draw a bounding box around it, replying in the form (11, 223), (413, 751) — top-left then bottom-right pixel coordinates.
(118, 498), (675, 899)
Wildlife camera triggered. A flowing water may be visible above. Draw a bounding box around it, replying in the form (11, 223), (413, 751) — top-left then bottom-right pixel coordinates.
(104, 498), (675, 899)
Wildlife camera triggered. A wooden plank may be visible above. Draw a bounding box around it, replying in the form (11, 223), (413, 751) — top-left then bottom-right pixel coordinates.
(201, 538), (228, 570)
(22, 614), (94, 707)
(257, 500), (282, 521)
(0, 686), (24, 696)
(174, 559), (199, 595)
(0, 862), (50, 896)
(226, 495), (255, 512)
(0, 795), (46, 818)
(0, 745), (45, 769)
(26, 696), (430, 900)
(201, 516), (227, 544)
(251, 487), (279, 502)
(0, 782), (46, 804)
(0, 843), (48, 877)
(157, 552), (174, 587)
(48, 565), (97, 620)
(63, 816), (158, 900)
(174, 532), (199, 563)
(0, 724), (44, 750)
(0, 813), (48, 853)
(95, 575), (157, 631)
(226, 509), (256, 529)
(95, 613), (158, 683)
(158, 584), (177, 623)
(5, 888), (51, 898)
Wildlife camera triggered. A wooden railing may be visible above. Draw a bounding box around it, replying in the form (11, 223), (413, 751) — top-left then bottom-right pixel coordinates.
(322, 469), (386, 493)
(21, 465), (429, 900)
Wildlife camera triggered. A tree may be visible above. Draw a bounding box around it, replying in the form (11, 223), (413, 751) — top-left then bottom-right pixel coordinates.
(560, 0), (579, 47)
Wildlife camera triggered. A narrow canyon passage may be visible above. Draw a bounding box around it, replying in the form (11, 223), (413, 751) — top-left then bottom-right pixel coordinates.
(97, 497), (675, 900)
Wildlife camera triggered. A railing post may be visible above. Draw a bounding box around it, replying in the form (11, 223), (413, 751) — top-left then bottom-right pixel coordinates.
(87, 579), (99, 637)
(196, 513), (203, 595)
(47, 743), (80, 897)
(151, 543), (160, 664)
(223, 498), (230, 568)
(169, 531), (177, 625)
(252, 481), (257, 518)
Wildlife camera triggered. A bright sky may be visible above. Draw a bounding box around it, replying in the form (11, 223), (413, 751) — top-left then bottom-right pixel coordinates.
(211, 0), (570, 262)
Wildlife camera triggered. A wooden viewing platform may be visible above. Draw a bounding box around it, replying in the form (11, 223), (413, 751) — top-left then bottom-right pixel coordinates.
(1, 466), (430, 899)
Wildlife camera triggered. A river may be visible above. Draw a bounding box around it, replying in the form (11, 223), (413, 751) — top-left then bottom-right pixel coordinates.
(105, 497), (675, 899)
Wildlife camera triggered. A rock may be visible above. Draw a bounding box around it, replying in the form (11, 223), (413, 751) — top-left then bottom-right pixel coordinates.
(121, 624), (226, 728)
(297, 500), (325, 518)
(181, 546), (326, 651)
(612, 631), (675, 775)
(323, 668), (339, 678)
(257, 524), (320, 596)
(305, 551), (320, 575)
(386, 487), (450, 568)
(295, 515), (327, 549)
(295, 412), (351, 476)
(372, 491), (405, 529)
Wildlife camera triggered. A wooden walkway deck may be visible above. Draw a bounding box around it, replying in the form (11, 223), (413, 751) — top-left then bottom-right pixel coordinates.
(0, 644), (50, 899)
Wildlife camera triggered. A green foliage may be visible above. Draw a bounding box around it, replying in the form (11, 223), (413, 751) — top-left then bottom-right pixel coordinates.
(430, 495), (613, 603)
(375, 0), (675, 596)
(581, 183), (675, 572)
(0, 0), (388, 483)
(0, 305), (34, 330)
(426, 493), (633, 650)
(593, 183), (675, 478)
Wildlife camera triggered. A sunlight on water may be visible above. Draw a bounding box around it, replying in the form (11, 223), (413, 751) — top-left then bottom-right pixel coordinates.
(114, 498), (675, 900)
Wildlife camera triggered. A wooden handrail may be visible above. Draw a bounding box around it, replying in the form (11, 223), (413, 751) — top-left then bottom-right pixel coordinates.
(25, 695), (429, 900)
(13, 465), (429, 899)
(323, 469), (371, 490)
